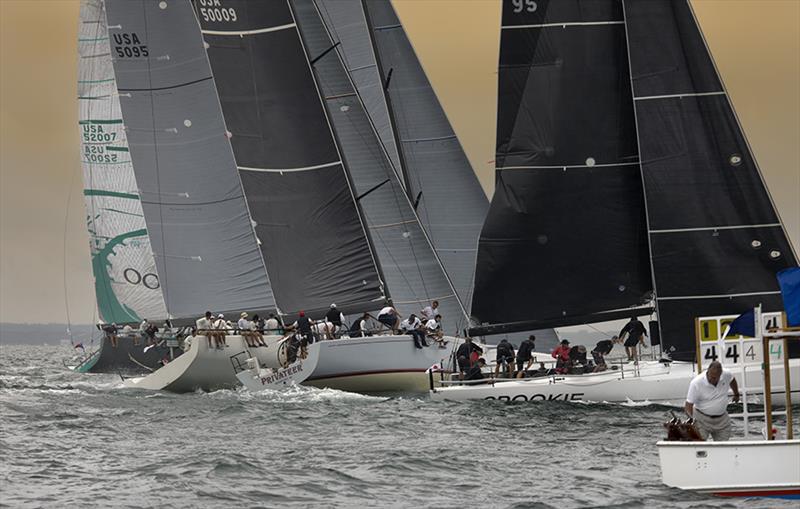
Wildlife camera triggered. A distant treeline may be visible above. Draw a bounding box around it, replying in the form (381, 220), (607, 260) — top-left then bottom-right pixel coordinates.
(0, 323), (98, 345)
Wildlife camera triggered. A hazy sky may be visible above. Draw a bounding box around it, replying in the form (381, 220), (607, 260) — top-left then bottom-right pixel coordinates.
(1, 0), (798, 324)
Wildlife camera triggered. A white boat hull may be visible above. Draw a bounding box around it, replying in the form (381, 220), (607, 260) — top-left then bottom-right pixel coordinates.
(657, 440), (800, 498)
(236, 343), (320, 391)
(430, 360), (800, 404)
(123, 334), (282, 393)
(302, 335), (460, 393)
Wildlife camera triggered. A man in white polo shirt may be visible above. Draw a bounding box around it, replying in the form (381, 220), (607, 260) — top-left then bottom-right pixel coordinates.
(684, 361), (740, 441)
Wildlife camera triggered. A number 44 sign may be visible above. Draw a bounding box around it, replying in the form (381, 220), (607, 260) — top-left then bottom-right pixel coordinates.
(698, 312), (785, 365)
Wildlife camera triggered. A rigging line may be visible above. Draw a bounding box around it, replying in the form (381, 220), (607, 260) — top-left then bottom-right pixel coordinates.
(141, 1), (170, 313)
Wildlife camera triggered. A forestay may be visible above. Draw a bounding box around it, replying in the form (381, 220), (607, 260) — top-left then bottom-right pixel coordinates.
(78, 0), (167, 323)
(104, 0), (276, 320)
(195, 0), (386, 319)
(291, 0), (470, 334)
(622, 0), (798, 360)
(471, 0), (652, 334)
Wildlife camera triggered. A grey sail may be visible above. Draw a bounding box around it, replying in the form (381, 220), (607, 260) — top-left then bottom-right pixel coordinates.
(292, 0), (471, 335)
(104, 0), (276, 320)
(329, 0), (491, 312)
(195, 0), (387, 318)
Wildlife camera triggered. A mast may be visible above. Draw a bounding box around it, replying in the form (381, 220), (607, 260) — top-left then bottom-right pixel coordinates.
(622, 0), (798, 360)
(470, 0), (653, 336)
(359, 0), (413, 197)
(103, 0), (276, 320)
(292, 0), (471, 334)
(78, 0), (168, 323)
(195, 0), (387, 318)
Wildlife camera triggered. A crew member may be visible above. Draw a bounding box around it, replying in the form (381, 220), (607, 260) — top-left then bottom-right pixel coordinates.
(196, 311), (214, 349)
(377, 305), (400, 333)
(516, 335), (536, 378)
(619, 316), (648, 362)
(551, 339), (571, 373)
(494, 339), (515, 378)
(400, 314), (427, 348)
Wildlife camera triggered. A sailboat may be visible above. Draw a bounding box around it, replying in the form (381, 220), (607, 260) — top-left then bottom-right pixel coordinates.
(430, 0), (799, 402)
(79, 0), (486, 393)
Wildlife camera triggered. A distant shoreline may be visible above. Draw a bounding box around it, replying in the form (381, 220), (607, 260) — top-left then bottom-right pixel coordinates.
(1, 323), (97, 345)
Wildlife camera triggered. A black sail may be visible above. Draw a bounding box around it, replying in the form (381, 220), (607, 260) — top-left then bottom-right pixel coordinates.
(623, 0), (798, 359)
(195, 0), (386, 318)
(471, 0), (652, 334)
(291, 0), (471, 335)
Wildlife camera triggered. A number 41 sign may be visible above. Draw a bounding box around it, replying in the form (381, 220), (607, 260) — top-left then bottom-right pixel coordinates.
(698, 312), (785, 365)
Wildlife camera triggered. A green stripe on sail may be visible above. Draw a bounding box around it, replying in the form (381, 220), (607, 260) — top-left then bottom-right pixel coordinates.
(78, 96), (111, 100)
(79, 36), (109, 42)
(101, 208), (143, 218)
(92, 229), (149, 323)
(79, 119), (123, 125)
(105, 146), (129, 152)
(84, 189), (140, 200)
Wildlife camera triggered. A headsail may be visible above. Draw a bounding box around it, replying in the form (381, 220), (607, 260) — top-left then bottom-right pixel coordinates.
(471, 0), (652, 335)
(622, 0), (798, 359)
(78, 0), (167, 323)
(195, 0), (386, 318)
(316, 0), (491, 313)
(103, 0), (276, 320)
(291, 0), (471, 334)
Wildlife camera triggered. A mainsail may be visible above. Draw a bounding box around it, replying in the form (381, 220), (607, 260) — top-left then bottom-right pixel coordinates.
(317, 0), (490, 312)
(622, 0), (798, 359)
(291, 0), (471, 334)
(78, 0), (167, 323)
(471, 0), (652, 335)
(195, 0), (386, 318)
(103, 0), (276, 320)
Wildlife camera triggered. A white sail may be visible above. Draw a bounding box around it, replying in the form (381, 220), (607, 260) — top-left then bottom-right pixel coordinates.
(78, 0), (167, 323)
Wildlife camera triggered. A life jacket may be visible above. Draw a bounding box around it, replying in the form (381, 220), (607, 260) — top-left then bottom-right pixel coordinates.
(326, 309), (342, 326)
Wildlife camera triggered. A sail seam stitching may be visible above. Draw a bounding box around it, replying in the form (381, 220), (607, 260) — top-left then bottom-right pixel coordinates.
(650, 223), (782, 234)
(201, 23), (296, 36)
(237, 161), (341, 173)
(659, 291), (782, 301)
(502, 21), (624, 30)
(497, 161), (640, 170)
(634, 91), (725, 101)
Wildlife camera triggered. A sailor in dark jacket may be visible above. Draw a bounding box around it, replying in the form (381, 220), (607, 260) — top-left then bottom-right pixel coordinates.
(494, 339), (516, 378)
(516, 335), (536, 378)
(619, 316), (648, 361)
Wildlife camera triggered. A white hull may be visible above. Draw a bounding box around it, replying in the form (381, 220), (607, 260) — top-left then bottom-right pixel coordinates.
(123, 335), (281, 393)
(657, 440), (800, 498)
(430, 359), (800, 404)
(236, 343), (320, 391)
(302, 335), (461, 393)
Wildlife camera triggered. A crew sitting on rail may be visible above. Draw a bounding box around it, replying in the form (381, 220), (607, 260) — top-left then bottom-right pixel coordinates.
(249, 314), (267, 347)
(265, 312), (281, 334)
(400, 314), (428, 349)
(425, 314), (447, 347)
(551, 339), (571, 374)
(494, 339), (516, 378)
(212, 313), (228, 349)
(196, 311), (215, 349)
